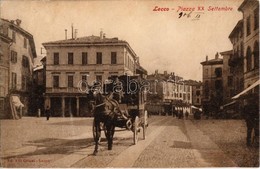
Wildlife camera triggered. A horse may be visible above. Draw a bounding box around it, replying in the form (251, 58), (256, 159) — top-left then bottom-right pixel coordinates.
(89, 90), (128, 155)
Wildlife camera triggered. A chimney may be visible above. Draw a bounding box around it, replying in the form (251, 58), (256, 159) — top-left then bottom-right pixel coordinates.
(155, 70), (158, 76)
(71, 24), (74, 39)
(100, 29), (103, 39)
(74, 29), (78, 39)
(65, 29), (67, 40)
(215, 52), (219, 59)
(206, 55), (208, 61)
(164, 71), (167, 76)
(16, 19), (21, 26)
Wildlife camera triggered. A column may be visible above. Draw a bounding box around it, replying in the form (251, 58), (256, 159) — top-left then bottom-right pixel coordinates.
(76, 96), (79, 117)
(62, 96), (65, 117)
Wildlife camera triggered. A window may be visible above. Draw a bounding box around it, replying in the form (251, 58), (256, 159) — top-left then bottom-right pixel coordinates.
(11, 51), (17, 63)
(111, 52), (117, 64)
(196, 90), (200, 96)
(22, 75), (27, 90)
(196, 98), (199, 103)
(96, 52), (102, 64)
(12, 31), (16, 43)
(254, 7), (259, 30)
(0, 53), (3, 63)
(54, 53), (59, 65)
(22, 55), (29, 68)
(228, 76), (233, 87)
(96, 75), (102, 82)
(204, 81), (209, 99)
(82, 52), (88, 65)
(215, 80), (223, 90)
(215, 68), (222, 77)
(68, 75), (73, 87)
(68, 53), (73, 64)
(23, 38), (27, 48)
(246, 47), (252, 71)
(240, 42), (243, 57)
(12, 72), (17, 89)
(253, 42), (259, 68)
(82, 75), (88, 88)
(246, 16), (251, 36)
(53, 76), (59, 88)
(187, 93), (190, 100)
(205, 68), (208, 76)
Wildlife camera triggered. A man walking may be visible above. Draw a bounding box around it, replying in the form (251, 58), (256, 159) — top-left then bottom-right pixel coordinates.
(45, 106), (51, 121)
(243, 96), (259, 147)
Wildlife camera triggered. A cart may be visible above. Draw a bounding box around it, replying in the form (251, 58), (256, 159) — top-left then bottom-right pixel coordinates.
(92, 75), (148, 145)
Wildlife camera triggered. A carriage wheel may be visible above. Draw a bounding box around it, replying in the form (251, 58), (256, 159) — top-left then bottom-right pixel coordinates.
(133, 116), (139, 145)
(143, 110), (148, 140)
(92, 121), (101, 144)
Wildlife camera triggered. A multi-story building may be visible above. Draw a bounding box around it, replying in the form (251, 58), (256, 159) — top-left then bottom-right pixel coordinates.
(146, 70), (192, 115)
(0, 18), (37, 118)
(220, 50), (234, 103)
(42, 31), (144, 117)
(238, 0), (259, 91)
(228, 20), (244, 97)
(200, 53), (223, 117)
(184, 80), (203, 108)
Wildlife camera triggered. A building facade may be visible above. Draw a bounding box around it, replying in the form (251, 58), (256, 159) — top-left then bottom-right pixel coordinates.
(238, 0), (259, 91)
(42, 32), (143, 117)
(228, 20), (244, 99)
(0, 18), (37, 118)
(220, 50), (234, 103)
(190, 81), (203, 108)
(200, 53), (223, 117)
(146, 71), (192, 115)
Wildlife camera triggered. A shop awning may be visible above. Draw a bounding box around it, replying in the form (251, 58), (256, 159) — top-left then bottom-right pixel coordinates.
(232, 80), (260, 99)
(191, 105), (202, 111)
(220, 101), (236, 110)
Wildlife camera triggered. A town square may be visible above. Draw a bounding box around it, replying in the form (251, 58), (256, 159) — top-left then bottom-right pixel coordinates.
(0, 0), (259, 168)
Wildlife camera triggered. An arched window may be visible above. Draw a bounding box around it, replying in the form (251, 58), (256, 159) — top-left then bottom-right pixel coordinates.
(253, 41), (259, 68)
(246, 46), (252, 71)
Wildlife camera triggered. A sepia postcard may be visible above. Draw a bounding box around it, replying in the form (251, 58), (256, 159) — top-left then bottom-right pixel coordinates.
(0, 0), (259, 168)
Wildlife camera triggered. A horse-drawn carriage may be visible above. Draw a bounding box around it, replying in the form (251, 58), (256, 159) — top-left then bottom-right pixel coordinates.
(90, 75), (148, 155)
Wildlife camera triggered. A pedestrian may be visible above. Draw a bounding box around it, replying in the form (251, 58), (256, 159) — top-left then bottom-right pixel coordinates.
(242, 97), (259, 147)
(45, 106), (51, 121)
(185, 110), (189, 120)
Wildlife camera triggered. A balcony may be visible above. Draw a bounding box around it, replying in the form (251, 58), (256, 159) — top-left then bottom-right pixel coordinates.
(46, 87), (81, 93)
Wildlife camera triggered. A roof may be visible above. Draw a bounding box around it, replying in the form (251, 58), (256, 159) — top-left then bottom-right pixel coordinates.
(200, 58), (223, 65)
(42, 35), (137, 59)
(136, 64), (148, 75)
(228, 20), (243, 39)
(238, 0), (258, 11)
(43, 35), (125, 45)
(220, 50), (233, 56)
(0, 18), (37, 58)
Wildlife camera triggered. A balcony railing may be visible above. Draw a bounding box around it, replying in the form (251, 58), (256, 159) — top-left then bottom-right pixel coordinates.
(46, 87), (81, 93)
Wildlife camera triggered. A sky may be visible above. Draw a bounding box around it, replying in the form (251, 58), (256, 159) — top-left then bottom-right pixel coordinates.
(0, 0), (243, 81)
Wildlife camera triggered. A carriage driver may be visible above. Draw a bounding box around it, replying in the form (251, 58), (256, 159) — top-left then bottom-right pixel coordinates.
(92, 81), (128, 120)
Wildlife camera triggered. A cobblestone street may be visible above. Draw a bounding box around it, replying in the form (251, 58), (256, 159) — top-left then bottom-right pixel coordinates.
(0, 116), (259, 167)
